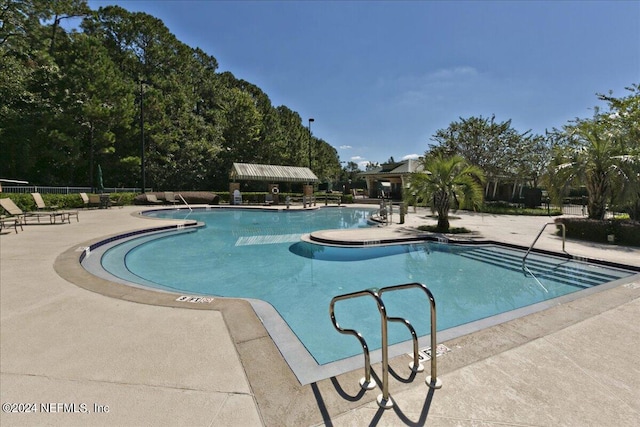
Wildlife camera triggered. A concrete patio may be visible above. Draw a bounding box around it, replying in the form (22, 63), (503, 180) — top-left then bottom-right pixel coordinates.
(1, 204), (638, 426)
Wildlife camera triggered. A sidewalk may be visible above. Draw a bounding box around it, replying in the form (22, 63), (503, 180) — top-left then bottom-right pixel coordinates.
(0, 206), (262, 426)
(1, 205), (638, 426)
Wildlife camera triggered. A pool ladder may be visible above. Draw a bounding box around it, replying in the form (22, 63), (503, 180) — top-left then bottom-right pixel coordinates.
(329, 282), (441, 409)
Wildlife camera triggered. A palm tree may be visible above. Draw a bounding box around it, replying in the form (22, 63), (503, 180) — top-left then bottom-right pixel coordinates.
(550, 124), (639, 220)
(408, 155), (485, 232)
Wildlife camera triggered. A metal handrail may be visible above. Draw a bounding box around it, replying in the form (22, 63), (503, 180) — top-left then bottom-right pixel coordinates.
(329, 290), (388, 395)
(522, 222), (566, 293)
(330, 283), (442, 410)
(378, 282), (442, 389)
(178, 194), (192, 212)
(522, 222), (566, 268)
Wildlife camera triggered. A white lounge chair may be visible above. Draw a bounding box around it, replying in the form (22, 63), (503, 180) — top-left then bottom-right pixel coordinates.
(164, 192), (179, 205)
(145, 194), (163, 205)
(31, 192), (79, 222)
(0, 197), (67, 224)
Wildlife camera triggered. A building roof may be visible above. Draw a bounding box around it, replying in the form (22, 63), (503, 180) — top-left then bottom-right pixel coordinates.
(359, 159), (424, 177)
(230, 163), (318, 183)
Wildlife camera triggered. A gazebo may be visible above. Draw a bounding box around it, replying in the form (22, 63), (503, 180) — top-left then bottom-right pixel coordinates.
(229, 163), (318, 202)
(358, 159), (423, 199)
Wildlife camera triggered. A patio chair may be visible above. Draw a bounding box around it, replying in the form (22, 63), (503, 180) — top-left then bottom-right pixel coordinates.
(145, 194), (163, 205)
(31, 192), (79, 222)
(264, 194), (273, 206)
(0, 197), (67, 224)
(164, 191), (179, 205)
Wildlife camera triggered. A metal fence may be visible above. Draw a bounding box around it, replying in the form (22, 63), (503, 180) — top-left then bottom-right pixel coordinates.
(1, 186), (142, 194)
(548, 202), (620, 219)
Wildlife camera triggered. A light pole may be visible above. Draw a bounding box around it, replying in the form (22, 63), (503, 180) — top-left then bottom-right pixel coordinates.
(140, 79), (146, 193)
(308, 118), (314, 170)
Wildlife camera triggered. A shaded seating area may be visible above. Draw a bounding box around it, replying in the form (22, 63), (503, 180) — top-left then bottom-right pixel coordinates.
(229, 163), (319, 206)
(31, 193), (79, 222)
(0, 197), (68, 224)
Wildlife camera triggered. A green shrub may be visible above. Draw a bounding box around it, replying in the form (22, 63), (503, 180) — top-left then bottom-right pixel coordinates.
(111, 192), (137, 206)
(475, 204), (562, 216)
(554, 217), (640, 247)
(1, 193), (140, 212)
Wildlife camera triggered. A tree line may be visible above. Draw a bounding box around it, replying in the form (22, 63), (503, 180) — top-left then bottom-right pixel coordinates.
(414, 85), (640, 221)
(0, 0), (341, 191)
(2, 1), (637, 221)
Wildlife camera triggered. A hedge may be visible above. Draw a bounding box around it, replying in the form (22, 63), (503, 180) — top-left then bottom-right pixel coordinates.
(0, 193), (141, 212)
(554, 217), (640, 247)
(133, 191), (219, 205)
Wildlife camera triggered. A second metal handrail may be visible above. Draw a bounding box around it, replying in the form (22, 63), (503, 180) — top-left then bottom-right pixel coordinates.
(330, 282), (442, 410)
(378, 282), (442, 390)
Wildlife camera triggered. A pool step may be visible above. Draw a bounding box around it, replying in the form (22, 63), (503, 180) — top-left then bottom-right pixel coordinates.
(462, 247), (622, 286)
(455, 247), (622, 289)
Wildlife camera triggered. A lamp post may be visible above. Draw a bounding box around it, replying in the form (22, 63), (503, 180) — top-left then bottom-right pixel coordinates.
(140, 79), (146, 193)
(308, 118), (314, 170)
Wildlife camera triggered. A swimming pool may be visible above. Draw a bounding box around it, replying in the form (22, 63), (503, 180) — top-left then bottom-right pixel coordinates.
(87, 207), (637, 382)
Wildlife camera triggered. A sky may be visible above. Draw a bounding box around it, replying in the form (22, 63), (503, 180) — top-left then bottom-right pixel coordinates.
(87, 0), (639, 167)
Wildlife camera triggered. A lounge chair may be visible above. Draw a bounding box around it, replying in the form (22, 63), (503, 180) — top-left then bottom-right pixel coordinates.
(264, 194), (273, 206)
(164, 192), (179, 205)
(0, 215), (23, 233)
(0, 197), (67, 224)
(31, 192), (79, 222)
(145, 194), (163, 204)
(109, 194), (124, 208)
(31, 192), (58, 210)
(80, 192), (101, 209)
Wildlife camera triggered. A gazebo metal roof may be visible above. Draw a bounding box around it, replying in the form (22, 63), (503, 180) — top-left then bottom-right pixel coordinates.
(230, 163), (318, 183)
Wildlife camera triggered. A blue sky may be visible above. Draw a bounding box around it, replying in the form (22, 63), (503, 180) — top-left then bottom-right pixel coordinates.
(88, 1), (639, 167)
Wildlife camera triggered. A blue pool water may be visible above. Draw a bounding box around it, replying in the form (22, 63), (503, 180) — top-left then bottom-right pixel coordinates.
(100, 208), (635, 365)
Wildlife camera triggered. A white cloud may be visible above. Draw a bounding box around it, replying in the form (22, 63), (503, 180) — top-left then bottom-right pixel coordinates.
(392, 66), (482, 107)
(350, 156), (364, 161)
(427, 66), (479, 80)
(402, 154), (420, 160)
(339, 145), (352, 149)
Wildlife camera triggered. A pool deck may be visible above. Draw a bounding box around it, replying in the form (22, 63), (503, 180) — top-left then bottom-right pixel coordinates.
(1, 204), (638, 426)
